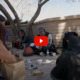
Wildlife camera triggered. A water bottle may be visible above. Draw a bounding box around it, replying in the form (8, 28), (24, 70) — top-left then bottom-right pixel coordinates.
(16, 50), (19, 57)
(27, 59), (32, 70)
(47, 49), (49, 56)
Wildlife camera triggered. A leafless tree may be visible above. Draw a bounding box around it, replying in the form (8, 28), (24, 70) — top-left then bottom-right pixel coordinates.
(0, 4), (18, 38)
(27, 0), (49, 35)
(1, 0), (49, 39)
(4, 0), (21, 30)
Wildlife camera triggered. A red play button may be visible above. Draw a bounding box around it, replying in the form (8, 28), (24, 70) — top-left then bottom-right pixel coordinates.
(34, 36), (48, 46)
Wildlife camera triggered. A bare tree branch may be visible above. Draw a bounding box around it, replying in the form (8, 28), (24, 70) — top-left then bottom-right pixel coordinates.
(27, 0), (49, 35)
(16, 0), (23, 8)
(38, 0), (43, 4)
(0, 4), (18, 39)
(4, 0), (21, 30)
(28, 0), (49, 27)
(39, 0), (49, 7)
(27, 6), (41, 33)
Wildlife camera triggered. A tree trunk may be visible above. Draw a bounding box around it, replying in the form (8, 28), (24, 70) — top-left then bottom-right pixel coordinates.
(4, 0), (21, 30)
(27, 6), (41, 34)
(27, 0), (49, 36)
(0, 4), (18, 39)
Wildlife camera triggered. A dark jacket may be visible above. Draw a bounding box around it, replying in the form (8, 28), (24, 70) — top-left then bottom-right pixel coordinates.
(51, 36), (80, 80)
(20, 31), (33, 47)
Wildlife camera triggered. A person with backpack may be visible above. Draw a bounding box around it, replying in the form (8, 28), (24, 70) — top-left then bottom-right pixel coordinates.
(51, 35), (80, 80)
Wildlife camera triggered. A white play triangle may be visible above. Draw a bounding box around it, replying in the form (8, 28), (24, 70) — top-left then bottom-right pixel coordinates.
(40, 39), (43, 43)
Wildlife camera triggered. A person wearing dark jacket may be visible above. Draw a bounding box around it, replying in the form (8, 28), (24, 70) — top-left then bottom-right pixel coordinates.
(19, 29), (33, 48)
(62, 32), (78, 52)
(51, 35), (80, 80)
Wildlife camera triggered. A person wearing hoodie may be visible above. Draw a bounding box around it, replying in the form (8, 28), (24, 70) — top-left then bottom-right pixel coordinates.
(51, 35), (80, 80)
(18, 29), (33, 48)
(62, 32), (78, 52)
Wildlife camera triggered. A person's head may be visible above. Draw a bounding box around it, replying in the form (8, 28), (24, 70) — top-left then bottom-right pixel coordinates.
(71, 32), (78, 36)
(68, 35), (80, 51)
(0, 23), (6, 42)
(39, 26), (45, 36)
(64, 32), (78, 43)
(19, 29), (25, 38)
(64, 32), (72, 43)
(0, 15), (6, 25)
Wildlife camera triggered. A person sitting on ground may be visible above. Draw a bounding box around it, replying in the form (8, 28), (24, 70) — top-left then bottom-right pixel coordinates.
(36, 26), (56, 55)
(62, 31), (78, 52)
(0, 23), (16, 63)
(51, 35), (80, 80)
(18, 29), (33, 49)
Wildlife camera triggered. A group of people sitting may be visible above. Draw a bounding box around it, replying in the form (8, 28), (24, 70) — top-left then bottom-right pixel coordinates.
(1, 14), (80, 80)
(0, 14), (56, 65)
(12, 26), (57, 56)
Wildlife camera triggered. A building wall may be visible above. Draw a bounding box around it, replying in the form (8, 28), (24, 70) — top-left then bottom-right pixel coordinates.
(6, 15), (80, 46)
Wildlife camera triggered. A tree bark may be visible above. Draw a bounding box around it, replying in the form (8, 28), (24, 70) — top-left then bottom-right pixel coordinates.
(0, 4), (18, 39)
(27, 0), (49, 35)
(4, 0), (21, 30)
(27, 6), (41, 34)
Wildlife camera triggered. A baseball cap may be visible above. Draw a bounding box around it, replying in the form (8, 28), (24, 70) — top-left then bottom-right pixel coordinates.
(39, 26), (45, 32)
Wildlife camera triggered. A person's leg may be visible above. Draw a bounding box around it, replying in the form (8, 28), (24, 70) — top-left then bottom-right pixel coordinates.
(42, 46), (49, 55)
(49, 45), (56, 52)
(49, 45), (60, 55)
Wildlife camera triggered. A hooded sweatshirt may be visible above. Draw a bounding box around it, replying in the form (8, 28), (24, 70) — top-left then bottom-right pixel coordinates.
(51, 36), (80, 80)
(19, 30), (33, 46)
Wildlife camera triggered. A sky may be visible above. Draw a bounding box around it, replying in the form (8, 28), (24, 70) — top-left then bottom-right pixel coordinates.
(0, 0), (80, 22)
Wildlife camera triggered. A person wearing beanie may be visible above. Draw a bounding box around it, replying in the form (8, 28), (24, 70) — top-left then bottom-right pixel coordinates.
(18, 29), (33, 48)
